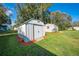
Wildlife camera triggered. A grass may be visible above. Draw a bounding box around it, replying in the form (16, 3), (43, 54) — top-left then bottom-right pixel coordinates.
(0, 34), (54, 56)
(0, 30), (79, 56)
(37, 30), (79, 56)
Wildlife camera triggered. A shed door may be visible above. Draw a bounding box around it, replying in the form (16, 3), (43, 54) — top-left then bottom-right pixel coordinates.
(26, 24), (33, 41)
(34, 25), (43, 40)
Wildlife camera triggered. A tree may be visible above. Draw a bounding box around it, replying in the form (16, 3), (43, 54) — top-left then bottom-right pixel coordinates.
(50, 11), (72, 30)
(15, 3), (39, 25)
(15, 3), (52, 26)
(0, 4), (11, 25)
(73, 21), (79, 26)
(38, 3), (52, 22)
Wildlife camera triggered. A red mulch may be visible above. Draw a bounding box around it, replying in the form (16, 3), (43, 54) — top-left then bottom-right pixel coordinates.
(16, 35), (36, 46)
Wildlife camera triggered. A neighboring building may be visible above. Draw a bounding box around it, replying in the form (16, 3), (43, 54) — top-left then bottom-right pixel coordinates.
(73, 27), (79, 30)
(0, 8), (12, 32)
(17, 19), (45, 43)
(45, 24), (58, 32)
(68, 26), (79, 30)
(0, 18), (11, 31)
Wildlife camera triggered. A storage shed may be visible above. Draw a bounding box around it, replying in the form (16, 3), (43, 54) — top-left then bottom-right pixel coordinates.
(17, 19), (45, 43)
(45, 24), (58, 32)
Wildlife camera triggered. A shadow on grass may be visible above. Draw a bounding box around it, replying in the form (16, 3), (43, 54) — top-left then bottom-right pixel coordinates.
(0, 35), (57, 56)
(21, 43), (57, 56)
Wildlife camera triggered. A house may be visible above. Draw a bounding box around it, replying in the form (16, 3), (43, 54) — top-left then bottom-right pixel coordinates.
(45, 24), (58, 32)
(17, 19), (45, 44)
(68, 26), (79, 30)
(0, 18), (11, 31)
(73, 26), (79, 30)
(0, 24), (11, 31)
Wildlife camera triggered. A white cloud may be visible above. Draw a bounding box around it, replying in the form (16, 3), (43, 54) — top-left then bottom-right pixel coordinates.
(5, 10), (13, 16)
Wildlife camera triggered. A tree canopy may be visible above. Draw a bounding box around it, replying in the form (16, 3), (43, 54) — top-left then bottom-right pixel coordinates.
(50, 11), (72, 30)
(15, 3), (72, 31)
(0, 4), (11, 25)
(15, 3), (52, 26)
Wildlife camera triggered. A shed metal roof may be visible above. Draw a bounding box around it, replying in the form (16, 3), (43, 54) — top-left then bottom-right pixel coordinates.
(18, 18), (44, 27)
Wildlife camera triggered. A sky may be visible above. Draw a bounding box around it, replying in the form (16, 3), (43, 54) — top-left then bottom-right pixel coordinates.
(3, 3), (16, 23)
(48, 3), (79, 22)
(3, 3), (79, 23)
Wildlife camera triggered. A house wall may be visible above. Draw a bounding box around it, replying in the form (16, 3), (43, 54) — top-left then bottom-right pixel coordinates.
(45, 24), (58, 32)
(68, 27), (79, 30)
(0, 24), (11, 31)
(73, 27), (79, 30)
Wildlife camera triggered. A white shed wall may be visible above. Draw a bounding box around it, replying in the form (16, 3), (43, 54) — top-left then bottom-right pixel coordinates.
(18, 24), (26, 36)
(34, 25), (43, 39)
(26, 24), (33, 41)
(18, 19), (45, 42)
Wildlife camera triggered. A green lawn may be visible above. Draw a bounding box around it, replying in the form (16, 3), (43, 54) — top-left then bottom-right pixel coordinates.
(0, 31), (17, 35)
(0, 30), (79, 56)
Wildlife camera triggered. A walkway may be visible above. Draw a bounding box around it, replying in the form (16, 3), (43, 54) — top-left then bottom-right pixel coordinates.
(0, 33), (17, 36)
